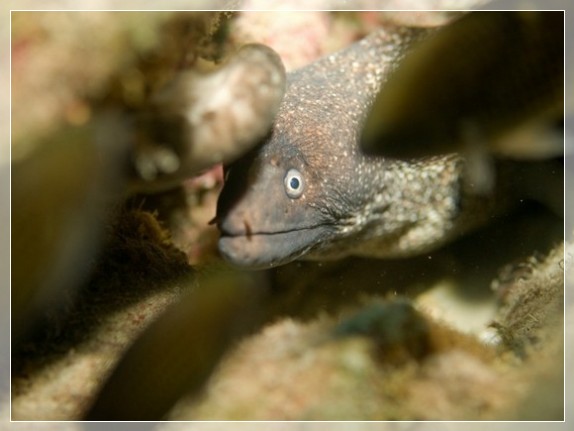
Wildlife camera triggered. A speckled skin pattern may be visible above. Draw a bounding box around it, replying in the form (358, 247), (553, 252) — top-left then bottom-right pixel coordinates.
(216, 26), (509, 269)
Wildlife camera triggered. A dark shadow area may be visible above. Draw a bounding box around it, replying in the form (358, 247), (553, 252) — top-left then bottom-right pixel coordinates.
(266, 201), (562, 321)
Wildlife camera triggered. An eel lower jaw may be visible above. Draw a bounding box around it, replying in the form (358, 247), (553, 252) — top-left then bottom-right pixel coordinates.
(218, 226), (331, 270)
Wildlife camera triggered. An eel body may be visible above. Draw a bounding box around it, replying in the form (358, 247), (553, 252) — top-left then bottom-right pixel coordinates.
(215, 25), (516, 270)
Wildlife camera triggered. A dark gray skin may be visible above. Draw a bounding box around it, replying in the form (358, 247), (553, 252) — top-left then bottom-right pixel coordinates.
(216, 26), (515, 270)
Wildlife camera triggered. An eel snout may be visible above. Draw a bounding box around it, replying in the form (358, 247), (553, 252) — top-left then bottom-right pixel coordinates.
(217, 201), (330, 270)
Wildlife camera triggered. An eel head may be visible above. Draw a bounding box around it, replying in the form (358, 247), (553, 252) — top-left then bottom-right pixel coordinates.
(216, 127), (348, 269)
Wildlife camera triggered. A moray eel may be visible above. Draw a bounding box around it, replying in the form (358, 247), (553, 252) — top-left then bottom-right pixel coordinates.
(215, 25), (520, 270)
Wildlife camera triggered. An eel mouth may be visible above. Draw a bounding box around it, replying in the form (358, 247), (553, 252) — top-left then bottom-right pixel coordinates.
(218, 225), (330, 269)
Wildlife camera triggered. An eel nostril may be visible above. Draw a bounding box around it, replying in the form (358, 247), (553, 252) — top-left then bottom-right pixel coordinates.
(244, 220), (252, 240)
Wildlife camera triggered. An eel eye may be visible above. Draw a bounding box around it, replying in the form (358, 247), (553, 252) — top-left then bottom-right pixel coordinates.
(284, 168), (304, 199)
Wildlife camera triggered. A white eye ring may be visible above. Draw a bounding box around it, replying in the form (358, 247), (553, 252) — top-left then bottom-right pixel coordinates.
(284, 168), (304, 199)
